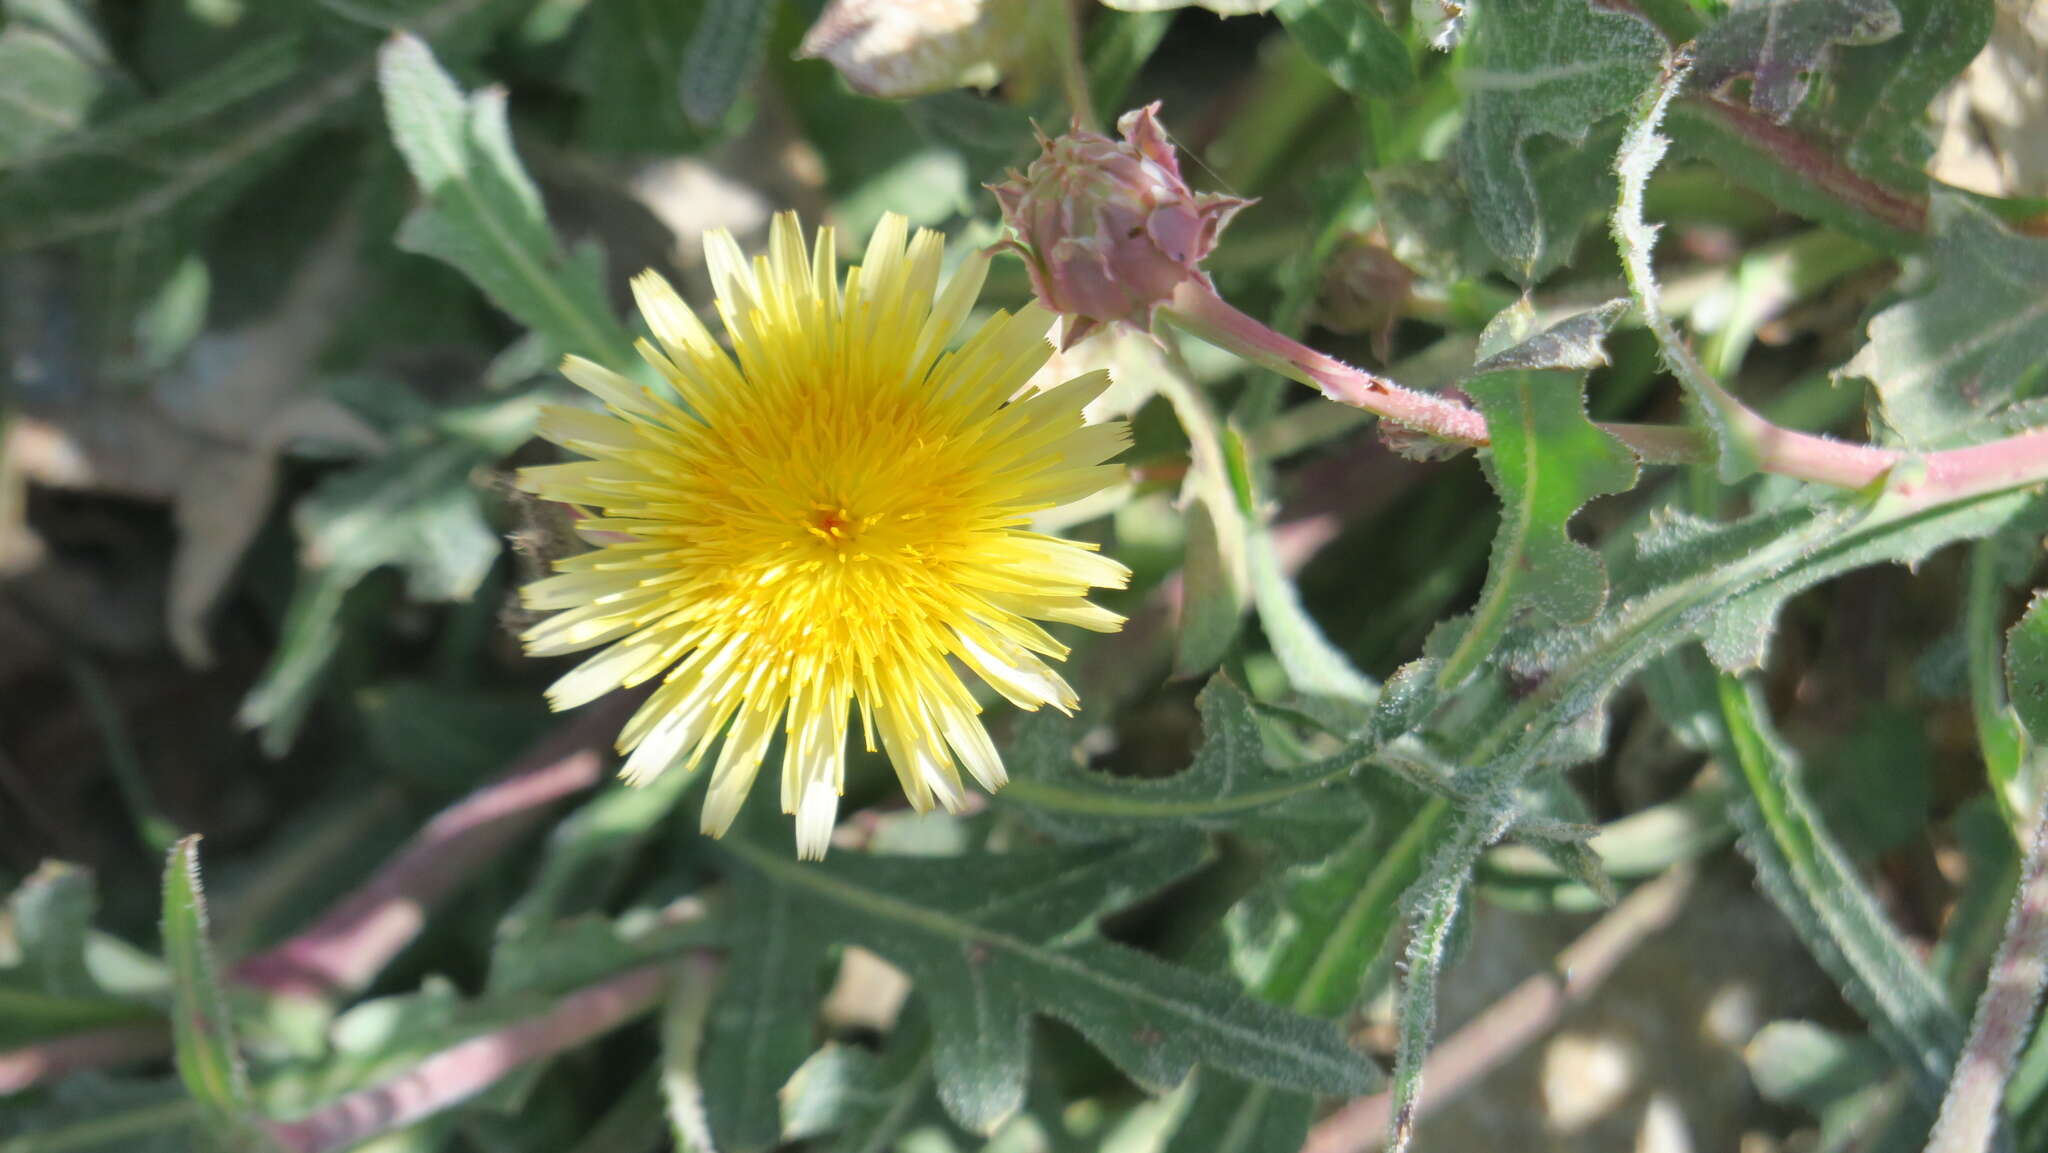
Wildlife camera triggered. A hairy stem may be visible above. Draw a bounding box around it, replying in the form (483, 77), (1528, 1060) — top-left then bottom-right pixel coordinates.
(1163, 280), (1490, 444)
(1161, 273), (2048, 503)
(1927, 784), (2048, 1153)
(1303, 865), (1696, 1153)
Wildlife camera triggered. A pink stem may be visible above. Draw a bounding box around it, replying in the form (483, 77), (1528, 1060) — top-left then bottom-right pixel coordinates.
(1916, 428), (2048, 505)
(232, 695), (637, 999)
(1166, 281), (1491, 444)
(0, 1024), (170, 1094)
(1926, 791), (2048, 1153)
(265, 962), (673, 1153)
(1162, 282), (2048, 503)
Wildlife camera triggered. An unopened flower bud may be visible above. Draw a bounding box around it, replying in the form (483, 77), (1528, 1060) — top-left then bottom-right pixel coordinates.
(991, 103), (1250, 348)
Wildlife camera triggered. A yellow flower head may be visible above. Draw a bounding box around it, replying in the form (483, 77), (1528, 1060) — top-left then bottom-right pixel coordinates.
(519, 212), (1131, 858)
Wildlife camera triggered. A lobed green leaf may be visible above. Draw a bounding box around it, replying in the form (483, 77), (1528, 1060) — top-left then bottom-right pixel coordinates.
(1455, 0), (1663, 280)
(707, 831), (1377, 1145)
(1272, 0), (1412, 100)
(1437, 305), (1639, 688)
(1847, 195), (2048, 448)
(377, 33), (637, 371)
(1002, 677), (1378, 854)
(1692, 0), (1902, 122)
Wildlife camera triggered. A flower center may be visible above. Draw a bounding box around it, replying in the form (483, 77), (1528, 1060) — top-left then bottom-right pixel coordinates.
(807, 504), (860, 549)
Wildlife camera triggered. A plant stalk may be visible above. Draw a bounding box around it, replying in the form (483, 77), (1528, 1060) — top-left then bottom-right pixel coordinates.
(266, 962), (675, 1153)
(232, 692), (639, 999)
(1927, 781), (2048, 1153)
(1048, 0), (1098, 132)
(1159, 281), (2048, 505)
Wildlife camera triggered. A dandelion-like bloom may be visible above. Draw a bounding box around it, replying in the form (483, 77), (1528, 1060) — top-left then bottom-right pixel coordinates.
(519, 213), (1131, 857)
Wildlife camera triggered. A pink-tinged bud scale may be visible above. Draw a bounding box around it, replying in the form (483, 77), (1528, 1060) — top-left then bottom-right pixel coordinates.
(991, 103), (1250, 348)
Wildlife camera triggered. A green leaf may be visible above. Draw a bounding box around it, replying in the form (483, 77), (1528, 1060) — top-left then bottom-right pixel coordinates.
(377, 33), (637, 371)
(1617, 482), (2035, 678)
(160, 836), (254, 1135)
(0, 25), (103, 167)
(1001, 677), (1377, 853)
(903, 91), (1036, 184)
(240, 394), (539, 754)
(1179, 499), (1251, 677)
(1162, 1074), (1313, 1153)
(358, 680), (552, 793)
(560, 1067), (670, 1153)
(1454, 0), (1663, 280)
(782, 1010), (941, 1153)
(250, 444), (498, 711)
(1746, 1020), (1894, 1112)
(1159, 371), (1253, 678)
(0, 34), (304, 248)
(2005, 592), (2048, 745)
(235, 566), (358, 758)
(1437, 308), (1639, 688)
(1170, 797), (1453, 1153)
(697, 878), (820, 1152)
(570, 0), (705, 152)
(1847, 195), (2048, 447)
(1663, 97), (1923, 254)
(0, 987), (160, 1051)
(1387, 802), (1517, 1151)
(680, 0), (776, 129)
(0, 1075), (200, 1153)
(1273, 0), (1413, 100)
(0, 866), (163, 1051)
(1968, 540), (2035, 833)
(707, 832), (1376, 1144)
(4, 861), (96, 999)
(1247, 521), (1376, 706)
(491, 770), (700, 987)
(1714, 675), (1964, 1099)
(479, 909), (722, 1001)
(1805, 0), (1993, 190)
(1452, 477), (2039, 807)
(1805, 706), (1933, 859)
(1692, 0), (1902, 122)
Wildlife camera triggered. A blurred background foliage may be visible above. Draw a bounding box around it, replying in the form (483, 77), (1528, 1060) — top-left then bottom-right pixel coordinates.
(4, 1), (2048, 1152)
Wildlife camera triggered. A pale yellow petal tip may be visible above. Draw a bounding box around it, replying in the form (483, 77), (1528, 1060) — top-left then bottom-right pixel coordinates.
(769, 210), (805, 250)
(627, 269), (680, 315)
(794, 779), (840, 860)
(700, 785), (747, 842)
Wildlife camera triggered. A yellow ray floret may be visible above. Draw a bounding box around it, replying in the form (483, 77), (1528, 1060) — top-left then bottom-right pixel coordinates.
(518, 212), (1131, 858)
